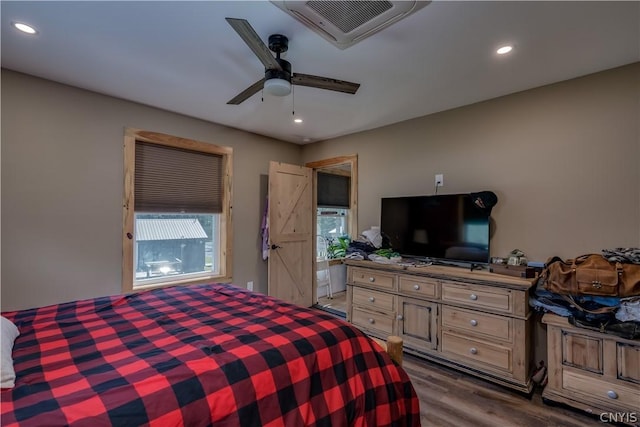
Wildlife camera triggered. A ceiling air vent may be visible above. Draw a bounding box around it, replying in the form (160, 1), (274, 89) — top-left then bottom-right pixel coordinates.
(270, 1), (430, 49)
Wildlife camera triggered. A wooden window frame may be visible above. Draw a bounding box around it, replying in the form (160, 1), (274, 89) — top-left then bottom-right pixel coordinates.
(122, 128), (233, 293)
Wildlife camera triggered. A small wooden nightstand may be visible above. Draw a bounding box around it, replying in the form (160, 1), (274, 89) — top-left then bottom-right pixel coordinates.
(542, 313), (640, 423)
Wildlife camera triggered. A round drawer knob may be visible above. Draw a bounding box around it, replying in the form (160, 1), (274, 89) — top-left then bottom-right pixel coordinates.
(413, 284), (420, 290)
(397, 315), (404, 320)
(469, 294), (478, 301)
(369, 277), (375, 282)
(607, 390), (618, 399)
(368, 318), (375, 324)
(470, 347), (478, 355)
(368, 296), (376, 302)
(470, 319), (478, 326)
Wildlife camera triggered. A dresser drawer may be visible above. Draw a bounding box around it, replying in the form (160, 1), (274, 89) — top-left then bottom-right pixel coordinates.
(442, 331), (512, 372)
(617, 342), (640, 384)
(442, 306), (513, 343)
(442, 282), (513, 314)
(562, 331), (603, 374)
(563, 369), (640, 409)
(353, 287), (395, 312)
(350, 268), (396, 291)
(399, 276), (440, 299)
(352, 307), (394, 335)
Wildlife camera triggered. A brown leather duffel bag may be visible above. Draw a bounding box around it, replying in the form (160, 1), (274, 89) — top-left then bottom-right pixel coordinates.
(543, 254), (640, 297)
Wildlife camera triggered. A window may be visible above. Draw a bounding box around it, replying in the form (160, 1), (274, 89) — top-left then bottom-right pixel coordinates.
(317, 207), (349, 259)
(317, 207), (349, 240)
(316, 171), (351, 258)
(123, 129), (232, 292)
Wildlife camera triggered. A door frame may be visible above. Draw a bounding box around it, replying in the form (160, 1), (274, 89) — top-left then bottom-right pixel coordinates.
(305, 155), (358, 305)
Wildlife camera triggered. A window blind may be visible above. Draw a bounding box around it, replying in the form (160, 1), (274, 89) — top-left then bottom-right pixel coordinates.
(134, 141), (223, 213)
(317, 172), (350, 208)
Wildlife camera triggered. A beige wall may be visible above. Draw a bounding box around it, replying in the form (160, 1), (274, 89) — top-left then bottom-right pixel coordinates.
(303, 63), (640, 263)
(2, 64), (639, 311)
(1, 70), (301, 311)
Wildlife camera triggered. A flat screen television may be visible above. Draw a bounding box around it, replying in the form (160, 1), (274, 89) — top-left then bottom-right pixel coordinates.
(380, 193), (491, 265)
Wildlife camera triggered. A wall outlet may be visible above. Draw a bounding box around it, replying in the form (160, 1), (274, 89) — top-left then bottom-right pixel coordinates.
(435, 174), (444, 187)
(247, 281), (254, 291)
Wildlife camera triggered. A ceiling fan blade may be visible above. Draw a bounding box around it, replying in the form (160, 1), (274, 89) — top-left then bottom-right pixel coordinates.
(225, 18), (282, 71)
(292, 73), (360, 95)
(227, 78), (265, 105)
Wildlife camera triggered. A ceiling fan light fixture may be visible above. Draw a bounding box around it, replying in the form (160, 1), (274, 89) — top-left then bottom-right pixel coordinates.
(264, 78), (292, 96)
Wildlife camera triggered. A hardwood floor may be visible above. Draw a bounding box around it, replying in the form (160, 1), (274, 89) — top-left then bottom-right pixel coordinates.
(402, 354), (604, 427)
(316, 290), (347, 314)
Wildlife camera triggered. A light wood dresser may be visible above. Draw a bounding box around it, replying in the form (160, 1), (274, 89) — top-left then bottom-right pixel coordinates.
(542, 313), (640, 422)
(345, 260), (536, 393)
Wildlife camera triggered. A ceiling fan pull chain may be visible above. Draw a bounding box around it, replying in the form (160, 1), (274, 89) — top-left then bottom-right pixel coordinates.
(292, 84), (295, 116)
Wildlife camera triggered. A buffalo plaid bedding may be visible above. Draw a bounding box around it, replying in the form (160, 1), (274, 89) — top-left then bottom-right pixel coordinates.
(1, 283), (420, 426)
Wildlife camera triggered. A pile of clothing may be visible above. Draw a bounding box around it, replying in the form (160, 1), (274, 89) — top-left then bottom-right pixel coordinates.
(344, 226), (400, 263)
(529, 248), (640, 340)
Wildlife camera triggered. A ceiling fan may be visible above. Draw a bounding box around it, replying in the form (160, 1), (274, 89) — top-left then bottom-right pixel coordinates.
(225, 18), (360, 105)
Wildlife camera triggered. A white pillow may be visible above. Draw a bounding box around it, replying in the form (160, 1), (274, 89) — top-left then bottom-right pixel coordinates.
(1, 316), (20, 388)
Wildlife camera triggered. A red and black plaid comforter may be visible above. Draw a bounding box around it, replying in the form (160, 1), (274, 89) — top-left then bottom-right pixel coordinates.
(1, 284), (419, 426)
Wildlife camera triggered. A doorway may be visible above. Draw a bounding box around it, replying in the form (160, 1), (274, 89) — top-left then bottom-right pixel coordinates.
(305, 155), (358, 318)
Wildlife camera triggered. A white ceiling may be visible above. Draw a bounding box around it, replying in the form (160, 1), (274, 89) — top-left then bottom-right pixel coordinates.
(2, 1), (638, 145)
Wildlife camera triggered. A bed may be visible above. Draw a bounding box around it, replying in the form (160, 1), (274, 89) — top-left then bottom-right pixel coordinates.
(1, 283), (419, 426)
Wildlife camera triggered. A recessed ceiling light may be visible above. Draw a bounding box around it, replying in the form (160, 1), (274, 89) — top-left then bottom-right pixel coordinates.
(12, 22), (37, 34)
(496, 45), (513, 55)
(294, 118), (303, 124)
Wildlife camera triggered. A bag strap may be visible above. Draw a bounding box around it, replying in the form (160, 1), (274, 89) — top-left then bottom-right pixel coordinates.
(615, 262), (623, 275)
(572, 254), (599, 266)
(560, 294), (617, 314)
(545, 256), (564, 267)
